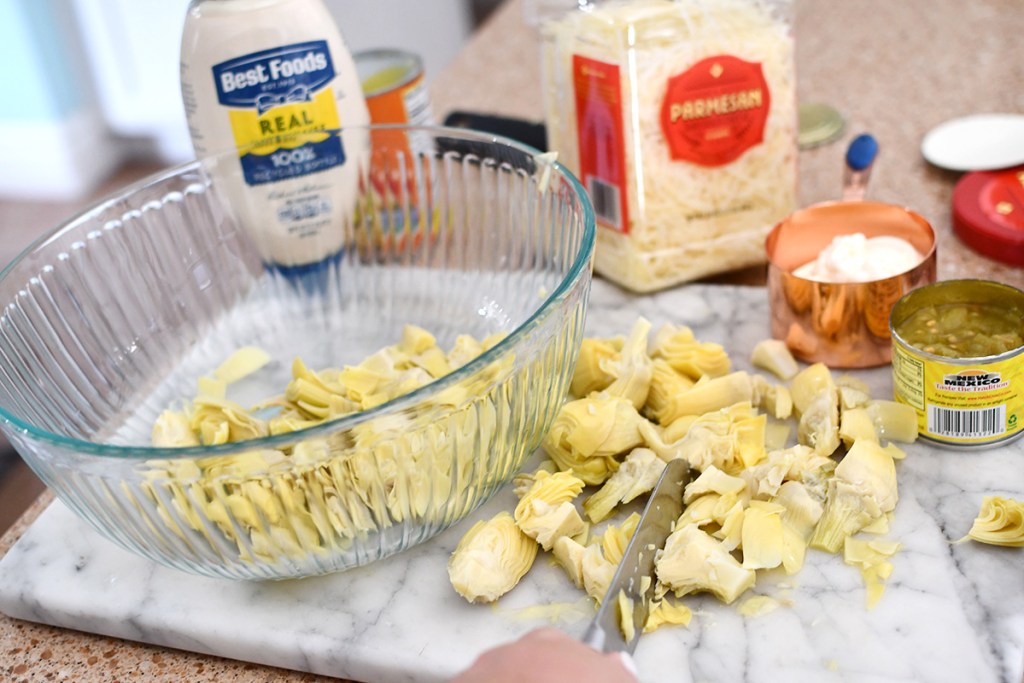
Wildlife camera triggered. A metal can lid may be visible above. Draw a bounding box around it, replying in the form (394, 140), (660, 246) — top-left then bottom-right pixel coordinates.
(354, 49), (424, 97)
(951, 165), (1024, 267)
(798, 102), (845, 149)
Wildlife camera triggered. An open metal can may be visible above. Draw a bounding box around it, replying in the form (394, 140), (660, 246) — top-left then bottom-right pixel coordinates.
(355, 49), (435, 165)
(890, 279), (1024, 449)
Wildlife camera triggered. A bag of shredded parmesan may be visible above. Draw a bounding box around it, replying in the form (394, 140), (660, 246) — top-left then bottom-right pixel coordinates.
(540, 0), (798, 292)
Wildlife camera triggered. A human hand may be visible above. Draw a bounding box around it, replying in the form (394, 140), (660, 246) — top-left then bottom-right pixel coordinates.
(451, 627), (639, 683)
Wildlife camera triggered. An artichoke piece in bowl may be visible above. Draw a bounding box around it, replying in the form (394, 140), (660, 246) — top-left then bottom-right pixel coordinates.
(0, 126), (595, 580)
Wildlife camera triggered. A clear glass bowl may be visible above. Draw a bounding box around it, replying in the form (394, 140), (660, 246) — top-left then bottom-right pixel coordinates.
(0, 126), (595, 580)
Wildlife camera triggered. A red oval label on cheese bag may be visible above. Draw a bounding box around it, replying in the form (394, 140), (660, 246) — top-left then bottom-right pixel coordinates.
(660, 55), (771, 167)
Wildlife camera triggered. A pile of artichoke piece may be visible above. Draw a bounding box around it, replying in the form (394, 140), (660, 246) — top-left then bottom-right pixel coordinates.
(145, 326), (509, 564)
(447, 317), (919, 633)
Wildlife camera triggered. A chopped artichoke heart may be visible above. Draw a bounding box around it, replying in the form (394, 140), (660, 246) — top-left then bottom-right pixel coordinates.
(398, 323), (437, 355)
(790, 363), (835, 416)
(213, 346), (272, 384)
(662, 413), (699, 443)
(865, 400), (919, 443)
(838, 385), (871, 411)
(152, 410), (200, 448)
(571, 337), (622, 397)
(764, 420), (791, 451)
(844, 537), (901, 609)
(581, 544), (617, 604)
(809, 441), (897, 553)
(740, 501), (786, 570)
(512, 460), (558, 498)
(584, 448), (665, 523)
(656, 371), (753, 424)
(646, 359), (696, 420)
(839, 407), (878, 448)
(517, 499), (586, 551)
(552, 535), (588, 588)
(447, 334), (486, 370)
(449, 512), (538, 603)
(737, 594), (783, 617)
(651, 322), (732, 380)
(644, 402), (765, 475)
(796, 386), (840, 456)
(616, 589), (637, 642)
(197, 376), (227, 400)
(679, 492), (724, 527)
(601, 512), (641, 564)
(772, 480), (824, 538)
(515, 470), (585, 510)
(836, 374), (871, 394)
(860, 513), (891, 535)
(883, 443), (907, 461)
(146, 325), (509, 565)
(600, 317), (654, 409)
(715, 500), (746, 551)
(809, 482), (878, 554)
(963, 496), (1024, 547)
(191, 396), (269, 445)
(779, 525), (807, 574)
(752, 374), (794, 420)
(835, 440), (898, 512)
(542, 394), (646, 484)
(684, 465), (748, 504)
(656, 524), (755, 604)
(644, 598), (693, 632)
(750, 339), (800, 380)
(444, 316), (920, 631)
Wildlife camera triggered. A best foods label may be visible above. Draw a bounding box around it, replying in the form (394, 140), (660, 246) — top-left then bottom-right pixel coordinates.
(212, 41), (345, 186)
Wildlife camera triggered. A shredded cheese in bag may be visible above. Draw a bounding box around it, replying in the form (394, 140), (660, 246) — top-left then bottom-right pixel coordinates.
(541, 0), (798, 292)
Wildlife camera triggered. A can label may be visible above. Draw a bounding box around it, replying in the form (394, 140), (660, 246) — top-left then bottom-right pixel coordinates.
(659, 55), (771, 167)
(364, 65), (433, 176)
(893, 342), (1024, 446)
(212, 41), (344, 186)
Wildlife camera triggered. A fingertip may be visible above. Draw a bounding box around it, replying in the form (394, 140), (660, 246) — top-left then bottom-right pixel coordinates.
(521, 626), (566, 642)
(616, 651), (639, 678)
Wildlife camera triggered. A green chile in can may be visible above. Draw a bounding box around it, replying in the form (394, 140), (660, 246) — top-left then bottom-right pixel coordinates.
(890, 279), (1024, 448)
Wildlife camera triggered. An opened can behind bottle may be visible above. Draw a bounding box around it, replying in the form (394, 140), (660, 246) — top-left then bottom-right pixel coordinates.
(179, 0), (371, 272)
(354, 49), (436, 252)
(890, 279), (1024, 449)
(355, 49), (435, 166)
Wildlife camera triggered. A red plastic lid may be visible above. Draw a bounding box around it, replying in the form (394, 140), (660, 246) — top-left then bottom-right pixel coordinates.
(952, 165), (1024, 266)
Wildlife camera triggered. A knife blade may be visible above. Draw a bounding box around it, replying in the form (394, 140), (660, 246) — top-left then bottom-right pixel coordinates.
(581, 457), (691, 655)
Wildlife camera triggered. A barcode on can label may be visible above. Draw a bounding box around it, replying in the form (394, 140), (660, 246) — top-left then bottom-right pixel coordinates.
(927, 405), (1006, 438)
(588, 176), (622, 231)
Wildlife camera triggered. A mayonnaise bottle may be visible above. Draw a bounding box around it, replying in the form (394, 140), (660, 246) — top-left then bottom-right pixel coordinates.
(180, 0), (370, 270)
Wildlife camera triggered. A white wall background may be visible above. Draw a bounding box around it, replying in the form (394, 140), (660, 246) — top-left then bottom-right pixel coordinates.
(1, 0), (475, 200)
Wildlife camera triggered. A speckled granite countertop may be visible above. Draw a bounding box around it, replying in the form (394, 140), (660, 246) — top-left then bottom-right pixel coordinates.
(2, 0), (1022, 681)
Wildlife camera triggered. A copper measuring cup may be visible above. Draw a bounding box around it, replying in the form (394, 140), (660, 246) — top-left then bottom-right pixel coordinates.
(766, 200), (937, 368)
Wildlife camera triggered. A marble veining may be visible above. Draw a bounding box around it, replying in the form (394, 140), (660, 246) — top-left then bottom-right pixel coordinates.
(1, 281), (1022, 683)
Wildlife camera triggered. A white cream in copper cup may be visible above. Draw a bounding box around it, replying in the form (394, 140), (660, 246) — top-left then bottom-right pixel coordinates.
(766, 200), (937, 368)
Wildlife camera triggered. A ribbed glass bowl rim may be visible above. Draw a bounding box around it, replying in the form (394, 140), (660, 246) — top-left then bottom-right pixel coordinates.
(0, 125), (596, 460)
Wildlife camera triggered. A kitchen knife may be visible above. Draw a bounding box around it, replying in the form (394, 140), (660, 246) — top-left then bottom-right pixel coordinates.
(581, 457), (691, 655)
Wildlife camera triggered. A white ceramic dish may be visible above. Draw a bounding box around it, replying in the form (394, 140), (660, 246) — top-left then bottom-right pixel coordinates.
(921, 112), (1024, 171)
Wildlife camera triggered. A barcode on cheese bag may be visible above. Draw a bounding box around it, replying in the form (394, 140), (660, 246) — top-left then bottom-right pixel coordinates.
(587, 177), (622, 231)
(927, 405), (1005, 438)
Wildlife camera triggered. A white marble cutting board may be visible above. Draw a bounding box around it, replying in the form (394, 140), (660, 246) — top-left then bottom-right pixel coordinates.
(1, 281), (1023, 683)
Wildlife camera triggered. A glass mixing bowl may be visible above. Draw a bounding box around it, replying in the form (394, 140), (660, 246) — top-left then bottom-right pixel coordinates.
(0, 126), (595, 580)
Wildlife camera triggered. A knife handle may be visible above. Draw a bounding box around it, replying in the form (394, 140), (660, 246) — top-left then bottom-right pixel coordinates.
(442, 111), (548, 151)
